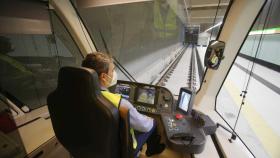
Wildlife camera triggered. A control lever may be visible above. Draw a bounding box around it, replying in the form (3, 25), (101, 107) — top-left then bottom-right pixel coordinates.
(163, 95), (170, 101)
(170, 133), (194, 141)
(191, 110), (205, 127)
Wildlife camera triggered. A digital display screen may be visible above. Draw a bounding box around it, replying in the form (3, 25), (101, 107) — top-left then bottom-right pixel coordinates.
(136, 86), (156, 105)
(178, 91), (191, 112)
(115, 84), (130, 99)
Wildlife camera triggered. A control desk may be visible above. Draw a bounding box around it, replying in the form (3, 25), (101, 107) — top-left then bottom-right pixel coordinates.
(114, 81), (174, 114)
(113, 81), (217, 154)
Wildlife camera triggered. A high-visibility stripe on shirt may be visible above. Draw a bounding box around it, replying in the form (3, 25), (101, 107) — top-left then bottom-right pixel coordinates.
(101, 90), (138, 149)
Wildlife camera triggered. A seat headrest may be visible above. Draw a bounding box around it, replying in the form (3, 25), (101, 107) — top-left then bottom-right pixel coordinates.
(57, 66), (101, 96)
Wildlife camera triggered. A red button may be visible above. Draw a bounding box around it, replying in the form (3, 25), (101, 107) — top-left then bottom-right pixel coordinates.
(175, 114), (184, 120)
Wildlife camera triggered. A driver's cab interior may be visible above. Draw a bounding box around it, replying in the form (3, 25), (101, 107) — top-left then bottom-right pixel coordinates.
(1, 0), (278, 158)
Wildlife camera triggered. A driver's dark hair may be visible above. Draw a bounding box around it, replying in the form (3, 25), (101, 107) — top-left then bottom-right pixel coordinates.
(82, 52), (112, 76)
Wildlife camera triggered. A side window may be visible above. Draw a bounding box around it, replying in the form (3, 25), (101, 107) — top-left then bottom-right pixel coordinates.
(0, 34), (59, 109)
(50, 11), (83, 67)
(216, 0), (280, 157)
(0, 12), (83, 111)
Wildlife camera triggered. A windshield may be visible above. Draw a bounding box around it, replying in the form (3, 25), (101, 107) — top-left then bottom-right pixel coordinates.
(72, 0), (230, 93)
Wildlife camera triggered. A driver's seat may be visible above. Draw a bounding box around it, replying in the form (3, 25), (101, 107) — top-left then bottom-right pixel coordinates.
(47, 67), (133, 158)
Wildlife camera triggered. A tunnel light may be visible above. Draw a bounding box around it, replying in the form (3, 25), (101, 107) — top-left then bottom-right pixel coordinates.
(204, 21), (223, 32)
(249, 27), (280, 35)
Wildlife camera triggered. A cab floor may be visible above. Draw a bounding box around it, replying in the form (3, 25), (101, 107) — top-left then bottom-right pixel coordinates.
(139, 144), (190, 158)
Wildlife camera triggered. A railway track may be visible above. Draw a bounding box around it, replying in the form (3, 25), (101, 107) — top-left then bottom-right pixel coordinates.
(156, 45), (198, 92)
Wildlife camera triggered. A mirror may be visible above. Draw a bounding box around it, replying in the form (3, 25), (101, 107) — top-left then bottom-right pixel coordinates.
(204, 40), (225, 69)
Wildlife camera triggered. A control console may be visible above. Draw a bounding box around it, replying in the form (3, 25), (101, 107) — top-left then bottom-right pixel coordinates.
(114, 81), (217, 154)
(114, 81), (174, 114)
(161, 110), (216, 154)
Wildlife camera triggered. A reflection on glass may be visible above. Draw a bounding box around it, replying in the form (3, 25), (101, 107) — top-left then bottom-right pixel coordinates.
(0, 12), (82, 110)
(76, 0), (185, 83)
(0, 34), (58, 109)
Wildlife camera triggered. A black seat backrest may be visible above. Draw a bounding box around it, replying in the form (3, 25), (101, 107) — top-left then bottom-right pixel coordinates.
(47, 67), (121, 158)
(119, 107), (133, 158)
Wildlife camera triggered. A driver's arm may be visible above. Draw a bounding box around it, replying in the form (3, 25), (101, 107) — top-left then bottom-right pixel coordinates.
(120, 98), (154, 133)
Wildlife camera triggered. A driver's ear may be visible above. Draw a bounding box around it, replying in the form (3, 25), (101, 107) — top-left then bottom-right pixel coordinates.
(99, 73), (106, 85)
(100, 73), (106, 80)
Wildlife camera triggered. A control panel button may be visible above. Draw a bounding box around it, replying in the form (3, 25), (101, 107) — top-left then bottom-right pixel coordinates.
(163, 96), (170, 101)
(135, 105), (157, 113)
(175, 114), (184, 120)
(142, 107), (146, 111)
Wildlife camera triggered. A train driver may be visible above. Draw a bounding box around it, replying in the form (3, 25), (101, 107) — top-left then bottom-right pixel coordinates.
(81, 52), (165, 157)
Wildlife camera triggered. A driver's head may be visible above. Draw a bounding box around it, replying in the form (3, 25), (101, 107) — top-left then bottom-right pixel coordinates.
(82, 52), (117, 88)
